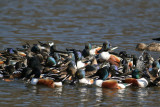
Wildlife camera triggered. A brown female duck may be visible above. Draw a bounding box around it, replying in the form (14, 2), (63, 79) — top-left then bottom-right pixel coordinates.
(136, 43), (160, 51)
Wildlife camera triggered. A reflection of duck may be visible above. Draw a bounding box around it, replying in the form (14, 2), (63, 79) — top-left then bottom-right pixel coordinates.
(136, 43), (160, 51)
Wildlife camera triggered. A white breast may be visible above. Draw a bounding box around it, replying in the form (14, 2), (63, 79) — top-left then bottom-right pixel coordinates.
(77, 61), (85, 69)
(94, 80), (103, 87)
(30, 78), (39, 85)
(79, 78), (93, 85)
(99, 52), (111, 60)
(137, 78), (148, 88)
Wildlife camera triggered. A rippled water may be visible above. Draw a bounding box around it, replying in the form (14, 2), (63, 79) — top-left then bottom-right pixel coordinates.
(0, 0), (160, 106)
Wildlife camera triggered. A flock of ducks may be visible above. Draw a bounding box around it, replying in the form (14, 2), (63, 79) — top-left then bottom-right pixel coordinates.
(0, 40), (160, 89)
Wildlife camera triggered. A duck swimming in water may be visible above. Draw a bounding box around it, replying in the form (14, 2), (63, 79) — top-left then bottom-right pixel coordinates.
(1, 40), (160, 90)
(136, 43), (160, 52)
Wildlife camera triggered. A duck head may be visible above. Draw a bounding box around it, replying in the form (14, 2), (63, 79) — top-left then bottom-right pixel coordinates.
(22, 42), (30, 50)
(136, 43), (147, 51)
(102, 41), (110, 50)
(74, 51), (82, 62)
(50, 45), (57, 54)
(85, 43), (92, 50)
(45, 57), (56, 67)
(119, 51), (127, 58)
(82, 43), (91, 58)
(132, 69), (140, 79)
(75, 69), (85, 79)
(94, 66), (109, 80)
(31, 44), (41, 54)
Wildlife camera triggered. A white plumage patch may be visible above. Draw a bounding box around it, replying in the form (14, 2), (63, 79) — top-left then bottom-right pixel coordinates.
(49, 42), (54, 46)
(89, 48), (96, 56)
(94, 80), (103, 87)
(54, 82), (62, 87)
(99, 52), (111, 60)
(118, 83), (131, 89)
(31, 78), (39, 85)
(0, 74), (3, 78)
(79, 78), (93, 85)
(137, 78), (148, 88)
(77, 61), (85, 69)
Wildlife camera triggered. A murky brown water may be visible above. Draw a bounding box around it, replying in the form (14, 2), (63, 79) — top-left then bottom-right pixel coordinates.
(0, 0), (160, 106)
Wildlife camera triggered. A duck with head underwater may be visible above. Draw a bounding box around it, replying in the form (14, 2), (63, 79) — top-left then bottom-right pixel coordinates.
(98, 51), (121, 67)
(27, 66), (62, 88)
(71, 49), (90, 69)
(73, 69), (94, 85)
(142, 61), (160, 86)
(63, 61), (77, 82)
(89, 65), (110, 80)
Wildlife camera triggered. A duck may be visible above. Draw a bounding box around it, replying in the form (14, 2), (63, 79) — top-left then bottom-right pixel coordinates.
(136, 43), (160, 52)
(27, 56), (42, 69)
(64, 61), (77, 81)
(2, 65), (15, 78)
(89, 66), (111, 80)
(30, 78), (62, 88)
(89, 41), (111, 56)
(73, 50), (90, 69)
(25, 66), (62, 88)
(82, 43), (92, 58)
(98, 52), (122, 67)
(38, 41), (54, 48)
(97, 41), (111, 54)
(122, 69), (149, 88)
(149, 61), (160, 78)
(136, 51), (154, 72)
(74, 69), (94, 85)
(85, 64), (98, 77)
(45, 57), (57, 67)
(122, 78), (149, 88)
(94, 79), (131, 89)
